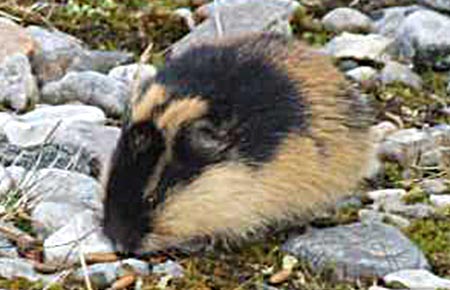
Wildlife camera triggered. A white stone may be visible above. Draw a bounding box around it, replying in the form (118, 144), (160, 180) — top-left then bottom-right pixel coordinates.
(345, 66), (378, 83)
(367, 189), (407, 202)
(44, 210), (113, 265)
(4, 104), (107, 148)
(322, 8), (373, 33)
(384, 269), (450, 290)
(325, 33), (394, 63)
(430, 195), (450, 208)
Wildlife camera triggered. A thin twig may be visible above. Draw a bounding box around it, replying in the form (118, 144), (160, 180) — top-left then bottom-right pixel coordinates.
(130, 42), (154, 112)
(213, 0), (224, 37)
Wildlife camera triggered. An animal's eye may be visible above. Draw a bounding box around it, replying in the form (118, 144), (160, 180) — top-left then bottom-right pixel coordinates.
(190, 120), (223, 152)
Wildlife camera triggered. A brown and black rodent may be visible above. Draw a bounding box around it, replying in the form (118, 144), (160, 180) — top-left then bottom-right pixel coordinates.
(100, 32), (375, 255)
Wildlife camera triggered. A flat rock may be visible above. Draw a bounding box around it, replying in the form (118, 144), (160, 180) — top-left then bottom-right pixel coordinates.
(0, 136), (95, 176)
(367, 189), (407, 202)
(29, 168), (102, 237)
(4, 104), (106, 148)
(282, 223), (429, 280)
(108, 63), (157, 94)
(384, 269), (450, 290)
(430, 195), (450, 208)
(322, 8), (373, 34)
(27, 26), (132, 84)
(0, 258), (43, 282)
(324, 33), (394, 64)
(44, 210), (113, 265)
(0, 21), (36, 63)
(378, 126), (450, 168)
(373, 5), (424, 37)
(152, 260), (184, 278)
(395, 10), (450, 69)
(345, 66), (378, 83)
(170, 0), (299, 57)
(379, 61), (423, 90)
(41, 71), (128, 117)
(420, 0), (450, 12)
(420, 179), (448, 195)
(0, 121), (119, 176)
(0, 53), (39, 111)
(72, 259), (149, 288)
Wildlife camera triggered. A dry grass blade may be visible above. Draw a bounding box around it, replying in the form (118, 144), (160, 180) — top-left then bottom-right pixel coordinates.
(213, 0), (224, 37)
(0, 220), (38, 250)
(130, 42), (154, 110)
(111, 274), (136, 290)
(85, 252), (119, 264)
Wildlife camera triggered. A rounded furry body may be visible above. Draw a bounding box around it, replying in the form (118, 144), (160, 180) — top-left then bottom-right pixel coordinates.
(101, 33), (374, 254)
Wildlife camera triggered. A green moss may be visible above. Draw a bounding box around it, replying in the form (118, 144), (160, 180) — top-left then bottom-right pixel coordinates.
(0, 278), (63, 290)
(402, 187), (429, 205)
(1, 0), (193, 56)
(404, 218), (450, 276)
(290, 6), (332, 47)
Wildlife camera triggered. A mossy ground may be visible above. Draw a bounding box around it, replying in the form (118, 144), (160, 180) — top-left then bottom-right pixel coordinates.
(0, 0), (450, 289)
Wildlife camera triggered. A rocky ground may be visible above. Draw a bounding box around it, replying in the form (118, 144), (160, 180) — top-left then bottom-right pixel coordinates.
(0, 0), (450, 289)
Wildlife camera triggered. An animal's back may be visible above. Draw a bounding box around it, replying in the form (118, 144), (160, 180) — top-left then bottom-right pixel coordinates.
(102, 32), (374, 253)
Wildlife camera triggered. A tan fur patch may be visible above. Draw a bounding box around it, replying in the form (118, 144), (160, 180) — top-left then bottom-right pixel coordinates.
(132, 84), (167, 123)
(156, 97), (208, 134)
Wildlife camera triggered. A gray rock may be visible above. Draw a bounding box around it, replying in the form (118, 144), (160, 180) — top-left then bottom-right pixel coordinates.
(322, 8), (373, 34)
(324, 33), (394, 64)
(49, 122), (120, 169)
(29, 168), (102, 236)
(373, 6), (424, 37)
(0, 53), (39, 111)
(0, 136), (95, 176)
(27, 26), (132, 84)
(0, 234), (18, 258)
(430, 195), (450, 208)
(282, 223), (429, 280)
(69, 50), (134, 74)
(72, 259), (149, 288)
(395, 10), (450, 69)
(420, 0), (450, 12)
(170, 0), (299, 57)
(0, 164), (14, 198)
(4, 104), (107, 148)
(0, 258), (42, 282)
(358, 209), (384, 224)
(345, 66), (378, 83)
(419, 148), (442, 167)
(367, 189), (407, 202)
(384, 269), (450, 290)
(44, 210), (113, 265)
(41, 71), (129, 117)
(108, 63), (157, 94)
(0, 121), (120, 176)
(152, 260), (184, 278)
(382, 197), (435, 219)
(358, 209), (410, 229)
(378, 126), (450, 168)
(379, 61), (423, 90)
(420, 178), (448, 195)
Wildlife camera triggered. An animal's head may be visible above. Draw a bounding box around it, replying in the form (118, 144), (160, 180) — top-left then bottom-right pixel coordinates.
(101, 35), (305, 254)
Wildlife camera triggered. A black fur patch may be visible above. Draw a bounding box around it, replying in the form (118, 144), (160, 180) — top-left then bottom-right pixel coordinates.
(102, 121), (165, 253)
(157, 33), (308, 165)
